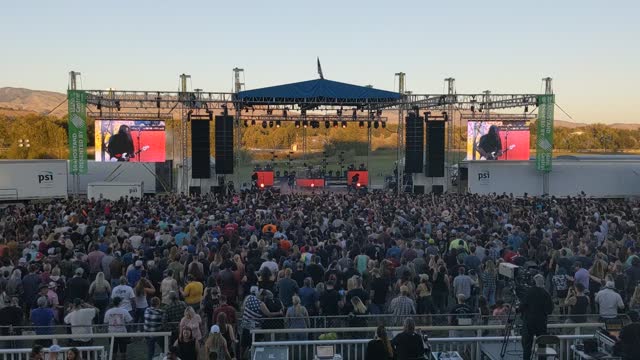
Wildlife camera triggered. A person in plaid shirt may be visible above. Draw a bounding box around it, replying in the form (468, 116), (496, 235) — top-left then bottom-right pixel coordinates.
(389, 286), (416, 317)
(144, 297), (164, 360)
(163, 291), (187, 344)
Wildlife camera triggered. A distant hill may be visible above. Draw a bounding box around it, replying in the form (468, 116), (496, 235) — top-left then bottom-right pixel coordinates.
(0, 87), (67, 117)
(0, 87), (639, 130)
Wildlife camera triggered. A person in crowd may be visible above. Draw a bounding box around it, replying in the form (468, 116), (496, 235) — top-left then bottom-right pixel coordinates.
(216, 312), (237, 359)
(164, 291), (188, 344)
(520, 274), (553, 360)
(66, 348), (81, 360)
(67, 268), (90, 303)
(595, 281), (625, 320)
(30, 296), (54, 347)
(144, 297), (165, 360)
(389, 285), (416, 317)
(204, 325), (231, 360)
(276, 268), (299, 308)
(481, 260), (497, 306)
(366, 325), (394, 360)
(64, 298), (98, 347)
(286, 295), (310, 340)
(111, 276), (136, 319)
(565, 282), (590, 323)
(182, 274), (204, 311)
(133, 273), (156, 329)
(88, 272), (111, 323)
(160, 270), (179, 306)
(103, 297), (133, 360)
(174, 328), (197, 360)
(179, 306), (204, 352)
(392, 318), (425, 360)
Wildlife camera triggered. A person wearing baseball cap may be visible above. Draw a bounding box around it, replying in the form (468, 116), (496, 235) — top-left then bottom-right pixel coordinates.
(204, 324), (231, 360)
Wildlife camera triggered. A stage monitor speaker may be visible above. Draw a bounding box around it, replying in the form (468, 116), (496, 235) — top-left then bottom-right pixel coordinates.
(215, 116), (234, 174)
(189, 186), (201, 195)
(432, 185), (444, 194)
(413, 185), (425, 194)
(191, 121), (211, 178)
(426, 121), (445, 177)
(405, 113), (424, 173)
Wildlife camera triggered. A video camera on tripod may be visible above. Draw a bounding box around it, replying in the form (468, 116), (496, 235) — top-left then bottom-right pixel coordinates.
(498, 262), (540, 302)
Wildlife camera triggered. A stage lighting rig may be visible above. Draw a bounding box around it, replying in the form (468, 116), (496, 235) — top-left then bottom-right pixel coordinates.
(359, 121), (364, 128)
(341, 121), (347, 128)
(276, 120), (281, 128)
(337, 109), (343, 116)
(283, 108), (288, 118)
(325, 121), (330, 129)
(303, 120), (308, 128)
(262, 121), (268, 128)
(267, 108), (273, 115)
(269, 120), (274, 128)
(367, 121), (372, 128)
(295, 121), (300, 128)
(301, 109), (307, 117)
(381, 121), (386, 128)
(251, 119), (256, 126)
(244, 120), (249, 127)
(352, 108), (357, 120)
(374, 121), (379, 129)
(333, 120), (339, 128)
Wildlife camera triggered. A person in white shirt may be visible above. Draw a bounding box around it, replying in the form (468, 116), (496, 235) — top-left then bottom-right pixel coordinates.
(104, 296), (133, 360)
(111, 276), (136, 314)
(64, 298), (98, 346)
(595, 281), (625, 319)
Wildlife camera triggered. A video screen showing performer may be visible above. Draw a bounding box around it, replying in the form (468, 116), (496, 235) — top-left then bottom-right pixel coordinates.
(467, 121), (530, 161)
(95, 120), (166, 162)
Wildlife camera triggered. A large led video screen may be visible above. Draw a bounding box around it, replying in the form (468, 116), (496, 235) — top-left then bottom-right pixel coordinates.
(467, 121), (530, 161)
(95, 120), (166, 162)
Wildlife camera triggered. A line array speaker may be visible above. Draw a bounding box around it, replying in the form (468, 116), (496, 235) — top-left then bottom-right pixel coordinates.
(191, 121), (210, 178)
(426, 121), (445, 177)
(405, 113), (424, 173)
(215, 115), (234, 174)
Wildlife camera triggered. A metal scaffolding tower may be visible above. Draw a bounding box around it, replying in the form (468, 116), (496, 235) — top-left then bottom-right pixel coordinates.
(444, 78), (455, 189)
(395, 72), (406, 193)
(179, 74), (191, 194)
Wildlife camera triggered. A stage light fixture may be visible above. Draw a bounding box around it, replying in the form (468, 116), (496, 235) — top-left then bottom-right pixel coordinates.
(356, 182), (361, 187)
(283, 109), (288, 118)
(295, 121), (300, 128)
(442, 112), (449, 121)
(276, 120), (281, 128)
(381, 121), (386, 128)
(269, 120), (274, 128)
(359, 121), (364, 128)
(333, 121), (339, 128)
(243, 120), (249, 127)
(352, 108), (357, 120)
(374, 121), (379, 129)
(377, 109), (383, 116)
(115, 100), (121, 111)
(341, 121), (347, 128)
(97, 101), (102, 110)
(301, 109), (307, 117)
(524, 105), (529, 113)
(337, 109), (343, 116)
(325, 121), (330, 129)
(311, 183), (315, 188)
(303, 121), (308, 128)
(267, 108), (273, 115)
(262, 121), (267, 129)
(367, 121), (372, 128)
(470, 105), (475, 112)
(260, 183), (265, 188)
(251, 119), (256, 126)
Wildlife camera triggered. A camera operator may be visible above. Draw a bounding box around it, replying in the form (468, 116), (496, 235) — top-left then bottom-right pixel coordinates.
(520, 274), (553, 360)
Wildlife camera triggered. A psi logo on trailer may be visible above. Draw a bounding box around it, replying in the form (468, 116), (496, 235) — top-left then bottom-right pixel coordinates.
(477, 170), (490, 185)
(38, 171), (54, 188)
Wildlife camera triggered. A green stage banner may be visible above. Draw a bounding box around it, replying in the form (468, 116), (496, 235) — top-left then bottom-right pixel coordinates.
(67, 90), (88, 174)
(536, 94), (555, 172)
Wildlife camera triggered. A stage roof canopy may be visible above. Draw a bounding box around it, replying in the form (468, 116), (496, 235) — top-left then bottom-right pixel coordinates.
(235, 78), (401, 107)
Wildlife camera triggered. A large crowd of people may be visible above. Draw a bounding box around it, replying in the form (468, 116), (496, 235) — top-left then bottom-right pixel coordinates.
(0, 190), (639, 359)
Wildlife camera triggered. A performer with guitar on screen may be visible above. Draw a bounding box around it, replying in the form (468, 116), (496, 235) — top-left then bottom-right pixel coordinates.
(476, 125), (515, 160)
(106, 124), (150, 162)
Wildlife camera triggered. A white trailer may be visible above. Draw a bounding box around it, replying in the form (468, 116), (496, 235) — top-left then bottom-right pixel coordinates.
(87, 182), (143, 201)
(0, 160), (68, 201)
(69, 161), (171, 194)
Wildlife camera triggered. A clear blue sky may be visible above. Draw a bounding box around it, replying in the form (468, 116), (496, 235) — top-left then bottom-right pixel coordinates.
(1, 0), (639, 123)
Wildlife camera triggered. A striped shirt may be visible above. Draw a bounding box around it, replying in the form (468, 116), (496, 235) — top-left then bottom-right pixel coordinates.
(241, 295), (263, 329)
(144, 307), (164, 333)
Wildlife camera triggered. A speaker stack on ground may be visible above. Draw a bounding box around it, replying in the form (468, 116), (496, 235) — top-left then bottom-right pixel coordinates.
(191, 120), (211, 178)
(215, 115), (234, 174)
(404, 112), (424, 173)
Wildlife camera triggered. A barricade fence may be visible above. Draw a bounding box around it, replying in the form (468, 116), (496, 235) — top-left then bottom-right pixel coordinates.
(0, 332), (171, 360)
(0, 346), (105, 360)
(251, 335), (594, 360)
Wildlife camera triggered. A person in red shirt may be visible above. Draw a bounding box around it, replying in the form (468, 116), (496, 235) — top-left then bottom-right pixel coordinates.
(212, 295), (236, 326)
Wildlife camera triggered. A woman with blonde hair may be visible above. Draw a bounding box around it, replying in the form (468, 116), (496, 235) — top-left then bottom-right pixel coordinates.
(179, 306), (203, 350)
(285, 295), (309, 340)
(203, 325), (231, 360)
(89, 272), (111, 322)
(481, 260), (497, 306)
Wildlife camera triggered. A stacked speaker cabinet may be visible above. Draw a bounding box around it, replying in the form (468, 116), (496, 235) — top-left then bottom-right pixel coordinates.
(426, 121), (445, 177)
(214, 115), (234, 174)
(191, 121), (211, 178)
(404, 113), (424, 173)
